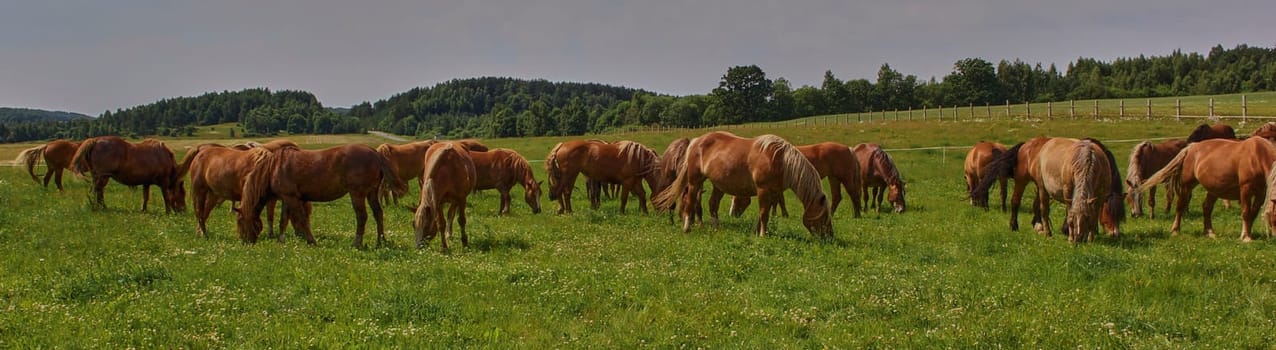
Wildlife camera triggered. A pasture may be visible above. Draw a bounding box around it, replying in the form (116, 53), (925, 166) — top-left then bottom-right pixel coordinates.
(2, 117), (1276, 347)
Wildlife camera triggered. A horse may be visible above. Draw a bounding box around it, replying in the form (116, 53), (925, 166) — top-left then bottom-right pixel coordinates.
(652, 131), (832, 237)
(726, 142), (864, 219)
(852, 143), (906, 213)
(965, 141), (1008, 211)
(655, 138), (701, 225)
(1138, 137), (1276, 241)
(14, 139), (80, 190)
(973, 137), (1053, 232)
(414, 142), (478, 252)
(1124, 139), (1187, 218)
(1187, 123), (1236, 143)
(468, 148), (542, 215)
(546, 140), (660, 214)
(376, 139), (488, 202)
(179, 140), (298, 238)
(1030, 138), (1125, 242)
(1251, 122), (1276, 141)
(237, 143), (407, 247)
(70, 136), (186, 213)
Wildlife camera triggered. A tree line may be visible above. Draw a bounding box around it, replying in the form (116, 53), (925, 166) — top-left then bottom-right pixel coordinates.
(3, 44), (1274, 143)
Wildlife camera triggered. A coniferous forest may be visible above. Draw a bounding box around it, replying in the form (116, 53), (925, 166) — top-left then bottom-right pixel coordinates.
(3, 44), (1275, 143)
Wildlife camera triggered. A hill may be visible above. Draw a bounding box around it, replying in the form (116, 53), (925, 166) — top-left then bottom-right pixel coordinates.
(0, 107), (92, 123)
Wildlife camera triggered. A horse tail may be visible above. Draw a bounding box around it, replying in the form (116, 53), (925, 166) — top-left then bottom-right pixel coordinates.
(1138, 143), (1192, 200)
(651, 141), (694, 212)
(1087, 138), (1126, 225)
(757, 135), (828, 217)
(14, 144), (47, 183)
(845, 145), (864, 207)
(375, 149), (409, 203)
(238, 147), (278, 241)
(1068, 140), (1100, 241)
(70, 137), (98, 177)
(546, 142), (564, 200)
(972, 141), (1024, 208)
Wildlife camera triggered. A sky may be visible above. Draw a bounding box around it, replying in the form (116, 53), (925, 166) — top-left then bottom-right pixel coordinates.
(1, 0), (1273, 116)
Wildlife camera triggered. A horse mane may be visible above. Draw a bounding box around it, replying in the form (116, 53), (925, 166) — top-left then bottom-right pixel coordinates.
(240, 146), (281, 240)
(756, 135), (827, 216)
(1125, 141), (1153, 192)
(971, 141), (1025, 207)
(1187, 124), (1211, 142)
(1085, 138), (1125, 224)
(870, 149), (904, 186)
(617, 141), (658, 177)
(652, 137), (699, 212)
(70, 137), (99, 176)
(658, 138), (691, 192)
(14, 144), (47, 183)
(546, 142), (564, 199)
(420, 143), (459, 211)
(499, 149), (535, 187)
(456, 139), (489, 152)
(1068, 140), (1101, 239)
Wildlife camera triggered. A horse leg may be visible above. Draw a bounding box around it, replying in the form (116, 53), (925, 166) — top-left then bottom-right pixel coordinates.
(1238, 186), (1259, 242)
(370, 193), (387, 247)
(618, 183), (630, 214)
(42, 167), (55, 189)
(708, 188), (725, 231)
(196, 194), (215, 238)
(777, 195), (788, 218)
(755, 189), (775, 237)
(1009, 179), (1028, 231)
(633, 181), (648, 215)
(729, 195), (749, 218)
(285, 197), (316, 245)
(499, 188), (511, 215)
(1163, 184), (1174, 217)
(844, 177), (862, 219)
(450, 202), (468, 248)
(265, 200), (278, 242)
(438, 205), (450, 253)
(1034, 188), (1051, 236)
(141, 184), (151, 212)
(829, 179), (843, 213)
(1202, 193), (1218, 238)
(1146, 186), (1157, 219)
(350, 194), (370, 249)
(91, 175), (109, 209)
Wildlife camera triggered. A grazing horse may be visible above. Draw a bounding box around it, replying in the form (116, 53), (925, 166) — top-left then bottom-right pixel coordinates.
(468, 148), (542, 215)
(1124, 139), (1187, 218)
(238, 143), (407, 247)
(974, 137), (1054, 231)
(1138, 137), (1276, 241)
(965, 141), (1008, 211)
(1251, 122), (1276, 141)
(652, 131), (832, 237)
(414, 142), (478, 252)
(1030, 138), (1125, 242)
(1187, 123), (1236, 143)
(853, 143), (907, 213)
(546, 140), (660, 214)
(726, 142), (864, 219)
(376, 139), (488, 202)
(70, 136), (186, 213)
(655, 138), (699, 225)
(14, 139), (80, 190)
(179, 141), (298, 238)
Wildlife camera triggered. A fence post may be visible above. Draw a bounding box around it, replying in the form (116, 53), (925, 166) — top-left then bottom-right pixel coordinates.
(1047, 101), (1052, 119)
(1209, 98), (1215, 118)
(953, 104), (957, 120)
(939, 105), (943, 122)
(1176, 99), (1182, 121)
(1243, 94), (1248, 122)
(909, 106), (913, 121)
(1005, 100), (1011, 118)
(1146, 99), (1152, 119)
(1120, 100), (1125, 118)
(969, 103), (974, 120)
(986, 102), (991, 119)
(894, 109), (898, 121)
(1070, 100), (1075, 119)
(1093, 100), (1099, 120)
(1025, 101), (1031, 119)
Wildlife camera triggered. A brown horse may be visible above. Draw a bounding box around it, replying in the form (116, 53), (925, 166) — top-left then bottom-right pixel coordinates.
(965, 141), (1008, 211)
(1031, 138), (1125, 242)
(70, 136), (186, 213)
(179, 141), (299, 238)
(1251, 122), (1276, 141)
(415, 142), (478, 252)
(14, 139), (80, 190)
(468, 148), (542, 215)
(655, 138), (700, 225)
(1124, 139), (1187, 218)
(1187, 123), (1236, 143)
(726, 142), (864, 219)
(853, 143), (906, 213)
(1139, 137), (1276, 241)
(238, 143), (407, 247)
(652, 131), (832, 237)
(376, 139), (488, 202)
(546, 140), (660, 214)
(972, 137), (1055, 231)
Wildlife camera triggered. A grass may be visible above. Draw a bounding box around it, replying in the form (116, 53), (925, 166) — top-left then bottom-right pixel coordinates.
(3, 117), (1276, 347)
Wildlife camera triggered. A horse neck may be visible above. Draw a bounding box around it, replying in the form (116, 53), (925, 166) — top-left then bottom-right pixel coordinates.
(874, 151), (901, 186)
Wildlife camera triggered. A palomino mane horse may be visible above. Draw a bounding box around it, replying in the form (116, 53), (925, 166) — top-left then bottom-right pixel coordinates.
(376, 139), (488, 202)
(853, 143), (906, 213)
(726, 141), (865, 219)
(545, 139), (660, 214)
(965, 141), (1008, 211)
(1186, 123), (1236, 143)
(14, 139), (81, 190)
(1124, 139), (1187, 218)
(178, 140), (299, 239)
(70, 136), (186, 213)
(238, 143), (407, 247)
(415, 142), (478, 252)
(652, 131), (832, 237)
(1251, 122), (1276, 141)
(1031, 138), (1125, 242)
(1139, 137), (1276, 241)
(468, 148), (542, 215)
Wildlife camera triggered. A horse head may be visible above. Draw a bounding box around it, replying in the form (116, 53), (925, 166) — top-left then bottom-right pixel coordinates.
(234, 206), (263, 243)
(802, 193), (834, 237)
(524, 180), (543, 214)
(164, 177), (187, 213)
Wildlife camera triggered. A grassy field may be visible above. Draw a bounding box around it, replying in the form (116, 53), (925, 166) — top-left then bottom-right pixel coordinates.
(3, 118), (1276, 347)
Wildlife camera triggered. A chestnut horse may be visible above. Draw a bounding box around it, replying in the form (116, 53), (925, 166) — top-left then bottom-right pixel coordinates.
(238, 143), (407, 247)
(468, 148), (542, 215)
(414, 142), (478, 251)
(652, 131), (832, 237)
(973, 137), (1124, 236)
(376, 139), (488, 202)
(1187, 123), (1236, 143)
(15, 139), (80, 190)
(1251, 122), (1276, 141)
(1124, 139), (1187, 218)
(726, 142), (864, 219)
(70, 136), (186, 213)
(1031, 138), (1125, 242)
(179, 140), (298, 238)
(853, 143), (906, 213)
(965, 141), (1008, 211)
(546, 140), (660, 214)
(655, 138), (698, 225)
(1138, 137), (1276, 241)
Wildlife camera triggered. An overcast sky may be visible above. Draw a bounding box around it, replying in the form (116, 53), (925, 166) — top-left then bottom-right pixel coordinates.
(1, 0), (1273, 115)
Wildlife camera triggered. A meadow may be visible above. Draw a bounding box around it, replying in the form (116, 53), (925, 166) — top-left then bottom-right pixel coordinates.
(3, 116), (1276, 348)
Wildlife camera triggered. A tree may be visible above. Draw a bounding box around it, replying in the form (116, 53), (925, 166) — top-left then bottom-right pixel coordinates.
(771, 78), (795, 121)
(821, 71), (850, 114)
(944, 58), (1003, 106)
(792, 86), (827, 118)
(712, 65), (773, 124)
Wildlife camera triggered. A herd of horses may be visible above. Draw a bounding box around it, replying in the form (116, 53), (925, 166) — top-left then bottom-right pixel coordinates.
(16, 122), (1276, 249)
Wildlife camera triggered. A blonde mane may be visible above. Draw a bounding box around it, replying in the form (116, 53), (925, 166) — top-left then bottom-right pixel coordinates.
(1125, 141), (1152, 191)
(420, 143), (459, 212)
(755, 134), (827, 216)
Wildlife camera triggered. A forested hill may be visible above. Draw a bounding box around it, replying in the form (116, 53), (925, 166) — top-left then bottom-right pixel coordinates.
(355, 77), (656, 138)
(0, 108), (91, 123)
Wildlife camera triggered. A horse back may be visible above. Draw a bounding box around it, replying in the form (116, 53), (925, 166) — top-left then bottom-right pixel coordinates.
(44, 140), (80, 169)
(687, 132), (755, 195)
(424, 143), (477, 202)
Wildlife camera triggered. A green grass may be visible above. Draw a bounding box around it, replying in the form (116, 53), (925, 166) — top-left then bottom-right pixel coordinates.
(4, 118), (1276, 347)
